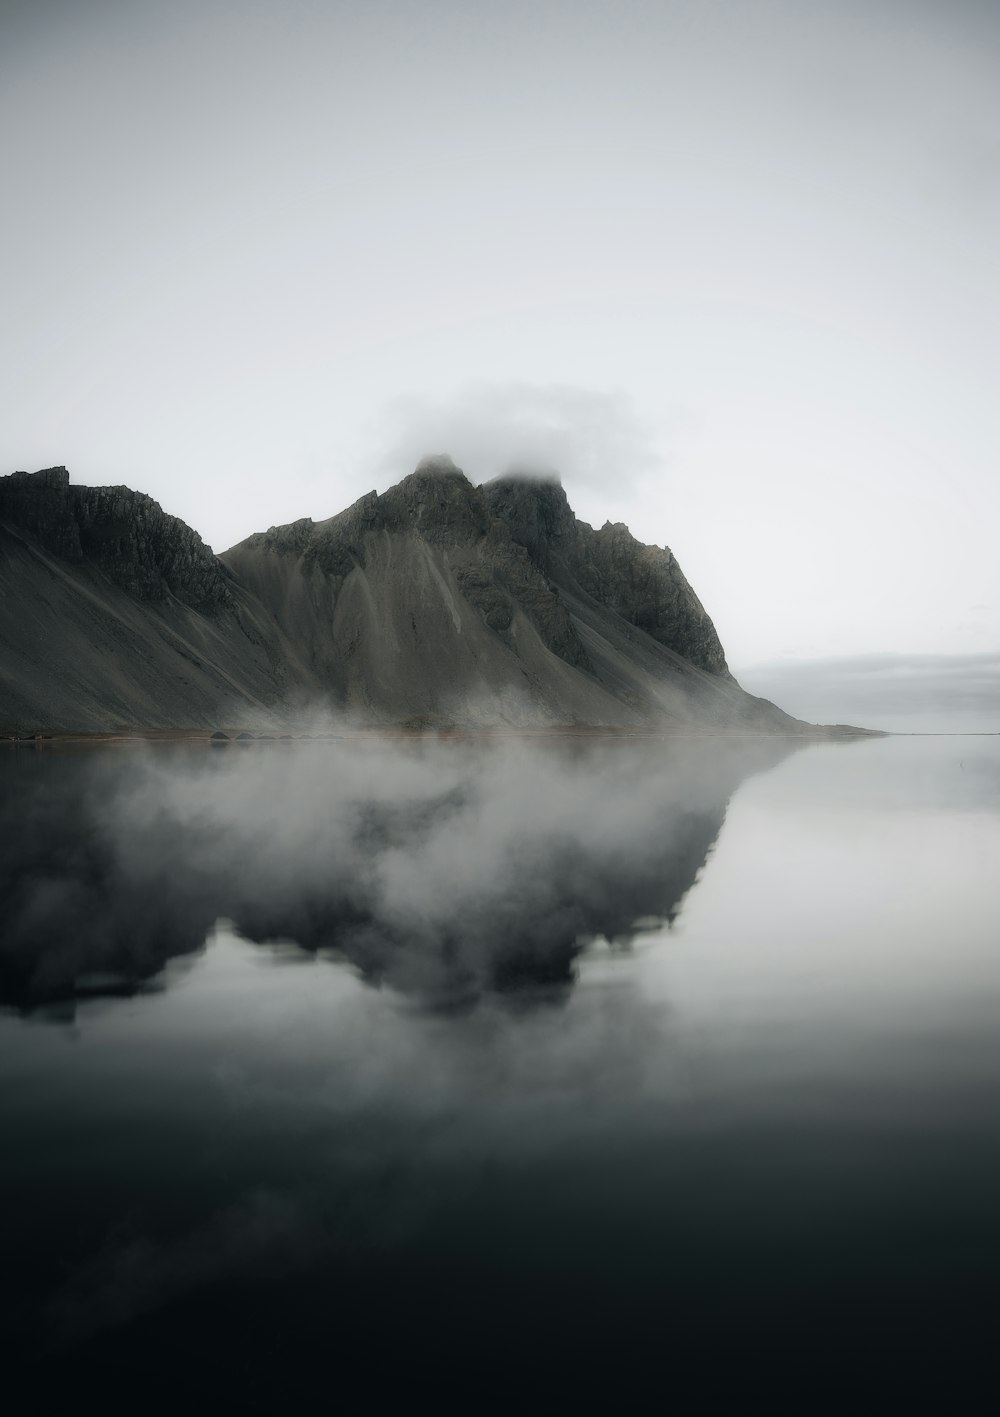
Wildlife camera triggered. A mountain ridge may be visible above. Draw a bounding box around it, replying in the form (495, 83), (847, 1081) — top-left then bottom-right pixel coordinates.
(2, 457), (806, 734)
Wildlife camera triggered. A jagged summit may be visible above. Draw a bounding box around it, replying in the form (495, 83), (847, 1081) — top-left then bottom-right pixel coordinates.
(222, 455), (746, 724)
(9, 465), (71, 489)
(482, 472), (578, 562)
(1, 458), (798, 733)
(0, 464), (229, 609)
(413, 452), (464, 475)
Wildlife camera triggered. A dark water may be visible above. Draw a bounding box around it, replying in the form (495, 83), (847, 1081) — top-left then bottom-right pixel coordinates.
(3, 734), (1000, 1410)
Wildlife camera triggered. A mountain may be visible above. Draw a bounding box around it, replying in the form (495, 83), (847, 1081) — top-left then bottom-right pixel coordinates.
(0, 467), (289, 732)
(1, 457), (801, 733)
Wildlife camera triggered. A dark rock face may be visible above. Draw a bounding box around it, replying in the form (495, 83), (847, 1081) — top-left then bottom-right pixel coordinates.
(482, 472), (579, 561)
(378, 455), (490, 545)
(483, 474), (729, 675)
(0, 467), (231, 609)
(238, 456), (591, 670)
(230, 458), (728, 685)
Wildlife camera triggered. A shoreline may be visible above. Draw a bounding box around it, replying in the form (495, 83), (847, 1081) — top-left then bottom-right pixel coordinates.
(2, 723), (889, 748)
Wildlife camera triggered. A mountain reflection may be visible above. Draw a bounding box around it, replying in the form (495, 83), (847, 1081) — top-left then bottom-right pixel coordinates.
(0, 736), (796, 1014)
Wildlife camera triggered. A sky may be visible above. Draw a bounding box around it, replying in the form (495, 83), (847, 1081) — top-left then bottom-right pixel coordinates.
(2, 0), (998, 675)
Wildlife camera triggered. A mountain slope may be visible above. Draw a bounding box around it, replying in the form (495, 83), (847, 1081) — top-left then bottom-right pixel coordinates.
(2, 458), (799, 733)
(0, 468), (293, 731)
(222, 455), (795, 730)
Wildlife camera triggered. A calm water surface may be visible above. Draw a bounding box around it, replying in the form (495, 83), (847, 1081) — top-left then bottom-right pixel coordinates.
(2, 734), (1000, 1409)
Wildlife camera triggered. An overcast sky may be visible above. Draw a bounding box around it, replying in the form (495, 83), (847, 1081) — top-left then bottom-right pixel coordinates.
(2, 0), (998, 668)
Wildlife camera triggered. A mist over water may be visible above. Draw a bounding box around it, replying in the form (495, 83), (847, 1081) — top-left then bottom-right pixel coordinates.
(0, 736), (785, 1011)
(3, 734), (1000, 1408)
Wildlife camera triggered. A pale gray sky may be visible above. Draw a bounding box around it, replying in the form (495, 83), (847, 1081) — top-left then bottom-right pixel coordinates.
(2, 0), (998, 666)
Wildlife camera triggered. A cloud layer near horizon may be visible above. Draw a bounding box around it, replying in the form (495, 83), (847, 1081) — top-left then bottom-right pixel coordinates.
(738, 652), (1000, 730)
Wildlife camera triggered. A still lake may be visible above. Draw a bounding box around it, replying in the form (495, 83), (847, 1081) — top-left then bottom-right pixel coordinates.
(3, 732), (1000, 1409)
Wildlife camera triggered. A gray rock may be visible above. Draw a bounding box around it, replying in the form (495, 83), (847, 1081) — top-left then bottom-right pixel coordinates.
(483, 473), (729, 674)
(0, 467), (231, 609)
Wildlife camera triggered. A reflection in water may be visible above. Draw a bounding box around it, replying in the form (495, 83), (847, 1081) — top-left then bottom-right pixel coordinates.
(0, 737), (792, 1012)
(4, 736), (1000, 1410)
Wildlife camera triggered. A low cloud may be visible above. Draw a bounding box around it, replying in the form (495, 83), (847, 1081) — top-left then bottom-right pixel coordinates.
(372, 382), (661, 495)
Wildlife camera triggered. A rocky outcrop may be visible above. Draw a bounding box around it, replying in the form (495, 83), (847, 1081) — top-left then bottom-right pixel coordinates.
(0, 467), (231, 609)
(482, 473), (729, 674)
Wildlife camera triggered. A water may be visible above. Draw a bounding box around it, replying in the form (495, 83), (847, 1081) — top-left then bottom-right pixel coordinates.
(3, 733), (1000, 1410)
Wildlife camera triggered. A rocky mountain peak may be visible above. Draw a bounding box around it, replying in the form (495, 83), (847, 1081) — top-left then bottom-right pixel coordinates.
(0, 466), (231, 609)
(482, 472), (577, 562)
(378, 456), (486, 543)
(413, 453), (464, 476)
(10, 465), (71, 491)
(393, 455), (474, 504)
(479, 472), (729, 676)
